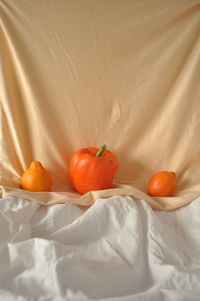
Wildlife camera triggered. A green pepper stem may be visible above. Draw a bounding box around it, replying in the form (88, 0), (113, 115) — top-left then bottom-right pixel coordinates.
(95, 145), (107, 157)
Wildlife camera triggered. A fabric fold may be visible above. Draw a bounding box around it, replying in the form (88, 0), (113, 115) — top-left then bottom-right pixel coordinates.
(1, 0), (200, 210)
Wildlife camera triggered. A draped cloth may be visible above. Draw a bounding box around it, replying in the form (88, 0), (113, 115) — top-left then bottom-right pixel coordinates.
(1, 0), (200, 210)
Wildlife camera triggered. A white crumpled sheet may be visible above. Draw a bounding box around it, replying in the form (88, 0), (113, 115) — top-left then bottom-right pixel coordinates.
(0, 196), (200, 301)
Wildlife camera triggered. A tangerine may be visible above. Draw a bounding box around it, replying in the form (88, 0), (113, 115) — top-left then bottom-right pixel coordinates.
(148, 171), (176, 197)
(21, 161), (52, 192)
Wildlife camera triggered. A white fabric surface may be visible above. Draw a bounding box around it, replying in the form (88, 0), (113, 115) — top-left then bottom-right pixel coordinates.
(0, 196), (200, 301)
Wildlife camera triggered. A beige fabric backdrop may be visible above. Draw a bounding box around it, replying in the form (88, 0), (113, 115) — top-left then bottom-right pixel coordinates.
(1, 0), (200, 210)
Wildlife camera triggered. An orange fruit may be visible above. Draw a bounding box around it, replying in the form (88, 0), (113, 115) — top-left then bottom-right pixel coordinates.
(148, 171), (176, 197)
(21, 161), (52, 192)
(69, 145), (119, 195)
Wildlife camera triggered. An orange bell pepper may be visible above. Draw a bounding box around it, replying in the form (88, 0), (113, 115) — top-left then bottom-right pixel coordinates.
(69, 145), (119, 195)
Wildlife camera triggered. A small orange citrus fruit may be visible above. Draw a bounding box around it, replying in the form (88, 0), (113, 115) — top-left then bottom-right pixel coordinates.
(148, 171), (176, 197)
(21, 161), (52, 192)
